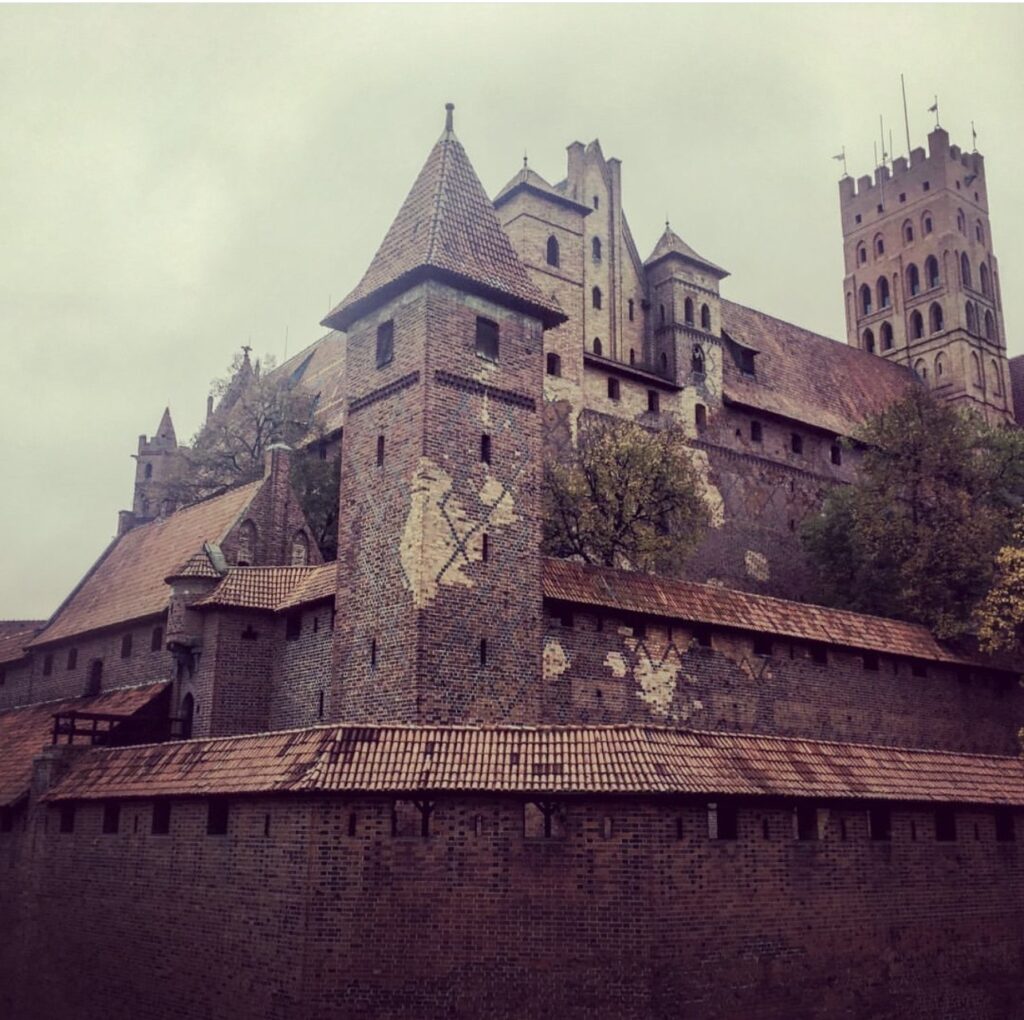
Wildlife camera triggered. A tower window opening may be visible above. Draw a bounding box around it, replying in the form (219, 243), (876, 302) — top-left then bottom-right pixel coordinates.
(935, 806), (957, 842)
(869, 804), (892, 841)
(59, 803), (76, 834)
(629, 348), (636, 365)
(370, 637), (377, 668)
(150, 626), (163, 652)
(290, 532), (309, 566)
(102, 801), (120, 835)
(960, 253), (972, 288)
(880, 321), (893, 351)
(627, 298), (634, 322)
(856, 243), (867, 265)
(795, 804), (818, 841)
(647, 390), (660, 414)
(929, 302), (944, 334)
(923, 182), (931, 193)
(660, 351), (668, 372)
(592, 237), (602, 261)
(966, 303), (977, 334)
(708, 800), (739, 841)
(976, 221), (984, 244)
(923, 213), (933, 233)
(995, 808), (1016, 843)
(863, 328), (875, 354)
(830, 444), (842, 466)
(376, 320), (394, 368)
(691, 345), (705, 375)
(66, 648), (77, 670)
(874, 234), (884, 256)
(120, 634), (133, 659)
(546, 235), (560, 267)
(750, 421), (763, 443)
(317, 690), (324, 719)
(376, 435), (385, 467)
(481, 532), (489, 563)
(701, 304), (711, 330)
(957, 209), (966, 233)
(910, 310), (924, 340)
(980, 263), (991, 296)
(546, 352), (561, 377)
(925, 255), (940, 289)
(607, 378), (620, 401)
(863, 652), (880, 671)
(695, 404), (707, 430)
(144, 463), (153, 480)
(285, 614), (302, 641)
(207, 798), (229, 836)
(41, 653), (52, 677)
(475, 317), (499, 361)
(985, 311), (996, 341)
(684, 297), (694, 325)
(860, 284), (872, 316)
(659, 304), (665, 325)
(877, 276), (890, 309)
(790, 433), (803, 455)
(480, 433), (492, 464)
(152, 800), (171, 836)
(479, 638), (488, 666)
(593, 337), (603, 356)
(592, 286), (602, 310)
(753, 634), (772, 657)
(592, 195), (599, 209)
(907, 263), (920, 297)
(903, 221), (914, 244)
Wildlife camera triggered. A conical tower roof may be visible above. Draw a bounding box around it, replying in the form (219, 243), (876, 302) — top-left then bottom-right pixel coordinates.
(645, 224), (728, 279)
(323, 105), (566, 331)
(155, 407), (177, 445)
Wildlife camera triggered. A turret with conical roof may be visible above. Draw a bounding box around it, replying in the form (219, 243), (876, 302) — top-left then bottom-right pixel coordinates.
(329, 104), (559, 726)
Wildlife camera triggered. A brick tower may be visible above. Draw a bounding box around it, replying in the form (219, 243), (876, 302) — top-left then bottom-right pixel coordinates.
(132, 407), (180, 520)
(840, 125), (1014, 422)
(322, 104), (566, 725)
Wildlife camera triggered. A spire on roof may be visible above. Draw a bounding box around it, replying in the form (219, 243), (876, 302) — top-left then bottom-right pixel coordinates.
(322, 105), (566, 332)
(155, 407), (177, 446)
(644, 223), (729, 279)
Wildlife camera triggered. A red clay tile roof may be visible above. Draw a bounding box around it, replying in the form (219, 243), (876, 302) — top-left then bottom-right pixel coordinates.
(644, 225), (727, 278)
(0, 682), (169, 807)
(543, 559), (996, 669)
(32, 482), (263, 647)
(267, 330), (348, 439)
(720, 299), (918, 436)
(166, 549), (223, 581)
(42, 723), (1024, 806)
(0, 621), (45, 666)
(322, 112), (565, 331)
(195, 564), (336, 612)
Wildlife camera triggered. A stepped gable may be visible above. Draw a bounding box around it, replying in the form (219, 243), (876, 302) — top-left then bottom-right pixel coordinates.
(322, 104), (566, 332)
(1009, 354), (1024, 426)
(644, 224), (728, 278)
(0, 682), (168, 807)
(543, 558), (1003, 670)
(195, 563), (335, 612)
(720, 298), (918, 437)
(0, 621), (45, 667)
(42, 721), (1024, 806)
(31, 481), (263, 647)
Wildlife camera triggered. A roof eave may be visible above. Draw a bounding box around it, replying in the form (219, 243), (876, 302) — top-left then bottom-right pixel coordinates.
(493, 180), (594, 215)
(644, 251), (730, 280)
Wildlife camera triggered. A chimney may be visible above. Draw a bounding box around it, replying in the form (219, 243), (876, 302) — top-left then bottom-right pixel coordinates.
(264, 443), (292, 481)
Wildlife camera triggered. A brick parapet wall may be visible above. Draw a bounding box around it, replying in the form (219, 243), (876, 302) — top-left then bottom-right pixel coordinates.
(3, 791), (1022, 1018)
(541, 606), (1024, 754)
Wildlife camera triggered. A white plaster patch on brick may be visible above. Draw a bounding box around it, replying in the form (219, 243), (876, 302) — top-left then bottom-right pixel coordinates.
(617, 625), (634, 637)
(690, 449), (724, 528)
(543, 638), (570, 681)
(543, 377), (583, 443)
(479, 477), (518, 527)
(400, 458), (474, 609)
(480, 392), (492, 428)
(624, 637), (681, 717)
(745, 550), (770, 582)
(604, 651), (628, 677)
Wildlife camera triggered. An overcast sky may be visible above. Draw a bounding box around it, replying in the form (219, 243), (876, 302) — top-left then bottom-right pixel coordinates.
(2, 4), (1022, 619)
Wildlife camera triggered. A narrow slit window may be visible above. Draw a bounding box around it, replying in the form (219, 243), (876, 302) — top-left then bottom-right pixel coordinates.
(479, 638), (488, 666)
(317, 690), (325, 718)
(370, 637), (378, 668)
(376, 435), (385, 467)
(481, 533), (489, 563)
(480, 434), (492, 465)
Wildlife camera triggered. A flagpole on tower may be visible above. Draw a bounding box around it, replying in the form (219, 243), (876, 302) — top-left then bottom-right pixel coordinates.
(928, 96), (940, 129)
(832, 146), (847, 176)
(901, 73), (912, 159)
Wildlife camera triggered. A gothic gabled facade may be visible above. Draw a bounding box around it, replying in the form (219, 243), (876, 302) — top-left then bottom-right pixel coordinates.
(2, 106), (1024, 1020)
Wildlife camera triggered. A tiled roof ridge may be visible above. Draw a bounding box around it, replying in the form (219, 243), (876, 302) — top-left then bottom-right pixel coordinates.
(89, 718), (1024, 766)
(544, 556), (937, 637)
(196, 562), (336, 612)
(0, 680), (170, 719)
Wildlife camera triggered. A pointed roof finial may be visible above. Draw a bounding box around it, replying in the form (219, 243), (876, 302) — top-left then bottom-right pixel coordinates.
(665, 215), (671, 231)
(523, 150), (528, 169)
(444, 102), (454, 135)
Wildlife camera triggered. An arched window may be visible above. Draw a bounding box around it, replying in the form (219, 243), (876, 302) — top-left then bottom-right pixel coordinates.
(903, 221), (914, 244)
(546, 352), (561, 377)
(660, 352), (668, 371)
(874, 234), (885, 256)
(922, 213), (933, 236)
(691, 345), (705, 375)
(957, 209), (966, 233)
(629, 348), (636, 365)
(880, 322), (894, 351)
(290, 532), (309, 566)
(684, 297), (694, 325)
(546, 236), (559, 267)
(592, 237), (602, 261)
(960, 253), (971, 288)
(935, 353), (945, 378)
(915, 359), (928, 382)
(627, 298), (634, 322)
(976, 221), (984, 244)
(985, 310), (995, 340)
(925, 255), (940, 290)
(860, 284), (873, 316)
(591, 286), (602, 310)
(910, 310), (924, 340)
(991, 360), (1003, 395)
(929, 302), (944, 334)
(980, 263), (991, 296)
(180, 693), (195, 741)
(857, 243), (867, 265)
(971, 352), (982, 385)
(862, 328), (875, 354)
(593, 337), (603, 356)
(701, 304), (711, 330)
(877, 277), (890, 309)
(907, 263), (920, 297)
(236, 520), (256, 566)
(144, 463), (153, 480)
(966, 303), (977, 334)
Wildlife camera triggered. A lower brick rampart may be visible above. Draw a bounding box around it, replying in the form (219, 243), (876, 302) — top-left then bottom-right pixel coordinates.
(3, 793), (1024, 1019)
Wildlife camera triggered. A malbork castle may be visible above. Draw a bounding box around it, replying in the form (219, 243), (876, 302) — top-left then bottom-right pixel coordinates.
(2, 104), (1024, 1019)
